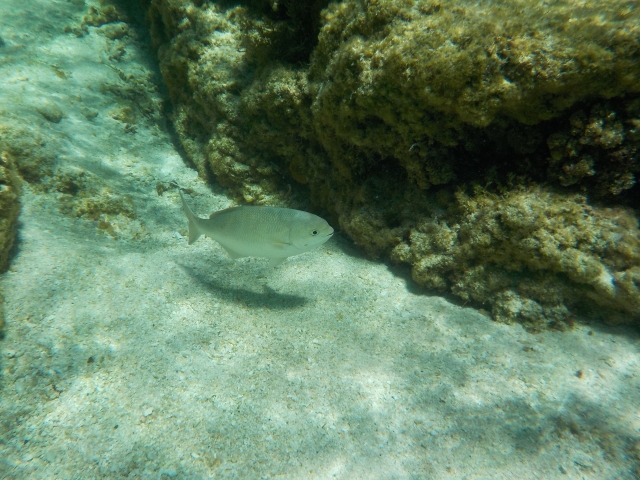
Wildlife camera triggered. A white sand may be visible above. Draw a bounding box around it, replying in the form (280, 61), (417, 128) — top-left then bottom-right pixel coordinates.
(1, 1), (639, 479)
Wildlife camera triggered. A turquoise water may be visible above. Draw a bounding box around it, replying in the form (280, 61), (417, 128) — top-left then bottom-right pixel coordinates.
(0, 1), (639, 479)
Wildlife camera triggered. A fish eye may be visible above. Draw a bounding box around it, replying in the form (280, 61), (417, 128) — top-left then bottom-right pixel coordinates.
(311, 230), (318, 236)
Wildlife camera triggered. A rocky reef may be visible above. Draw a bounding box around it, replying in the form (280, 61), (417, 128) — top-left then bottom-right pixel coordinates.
(0, 0), (165, 242)
(143, 0), (640, 329)
(391, 185), (640, 329)
(0, 128), (24, 335)
(0, 142), (21, 274)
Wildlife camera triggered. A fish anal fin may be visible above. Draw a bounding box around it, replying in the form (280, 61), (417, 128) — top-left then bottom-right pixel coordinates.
(221, 245), (244, 260)
(268, 257), (287, 268)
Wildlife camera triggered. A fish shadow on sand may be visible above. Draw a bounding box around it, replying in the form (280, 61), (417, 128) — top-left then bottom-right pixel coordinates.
(179, 264), (308, 310)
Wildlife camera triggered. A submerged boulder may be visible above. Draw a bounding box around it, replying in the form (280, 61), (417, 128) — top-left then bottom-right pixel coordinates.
(0, 142), (22, 274)
(145, 0), (640, 328)
(0, 139), (22, 336)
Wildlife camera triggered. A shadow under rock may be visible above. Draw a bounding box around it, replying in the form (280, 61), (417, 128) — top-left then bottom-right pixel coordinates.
(399, 379), (638, 472)
(383, 258), (475, 311)
(179, 264), (308, 309)
(4, 217), (24, 276)
(578, 320), (640, 342)
(327, 231), (371, 261)
(398, 337), (640, 474)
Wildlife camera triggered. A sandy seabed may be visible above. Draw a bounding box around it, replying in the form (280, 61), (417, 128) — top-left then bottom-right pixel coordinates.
(1, 1), (639, 479)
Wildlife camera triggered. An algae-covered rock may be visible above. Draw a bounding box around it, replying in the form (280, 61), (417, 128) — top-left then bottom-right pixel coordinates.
(0, 123), (137, 238)
(50, 166), (136, 222)
(391, 185), (640, 329)
(547, 99), (639, 200)
(306, 0), (640, 201)
(311, 0), (640, 136)
(0, 124), (56, 183)
(146, 0), (640, 199)
(144, 0), (315, 204)
(0, 150), (21, 273)
(0, 146), (21, 338)
(0, 290), (4, 337)
(146, 0), (640, 328)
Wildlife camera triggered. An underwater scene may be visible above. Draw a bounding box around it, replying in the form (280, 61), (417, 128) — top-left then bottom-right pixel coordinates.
(1, 0), (639, 478)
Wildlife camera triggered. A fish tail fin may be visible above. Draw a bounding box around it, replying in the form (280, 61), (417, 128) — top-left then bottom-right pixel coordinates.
(179, 190), (202, 245)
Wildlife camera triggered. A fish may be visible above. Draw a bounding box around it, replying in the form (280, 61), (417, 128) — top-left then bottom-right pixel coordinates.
(179, 190), (334, 267)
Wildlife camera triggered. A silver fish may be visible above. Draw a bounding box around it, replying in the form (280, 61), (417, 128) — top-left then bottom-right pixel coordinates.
(179, 191), (334, 267)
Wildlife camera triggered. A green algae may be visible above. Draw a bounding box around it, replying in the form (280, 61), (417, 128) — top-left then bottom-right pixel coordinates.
(547, 99), (639, 199)
(0, 136), (23, 337)
(51, 167), (136, 222)
(391, 185), (640, 329)
(0, 150), (21, 274)
(145, 0), (640, 328)
(0, 123), (136, 238)
(0, 125), (55, 184)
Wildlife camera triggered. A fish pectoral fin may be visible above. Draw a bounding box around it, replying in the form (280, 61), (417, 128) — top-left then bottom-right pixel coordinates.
(268, 257), (287, 268)
(220, 245), (244, 260)
(270, 241), (292, 251)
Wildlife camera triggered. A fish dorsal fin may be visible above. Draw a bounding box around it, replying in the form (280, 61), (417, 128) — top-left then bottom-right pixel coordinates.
(209, 206), (242, 219)
(268, 257), (287, 268)
(221, 245), (244, 260)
